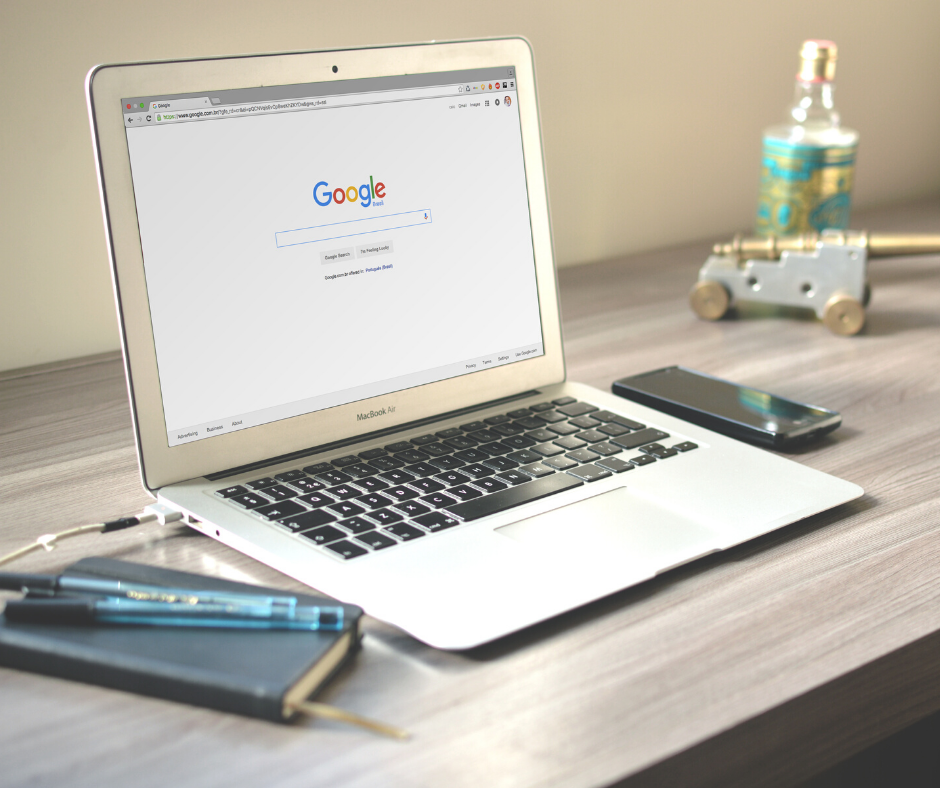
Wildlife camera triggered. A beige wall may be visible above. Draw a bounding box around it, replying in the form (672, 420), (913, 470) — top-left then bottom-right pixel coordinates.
(2, 0), (939, 372)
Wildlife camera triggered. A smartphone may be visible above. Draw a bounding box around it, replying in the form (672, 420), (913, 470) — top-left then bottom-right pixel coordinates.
(611, 366), (842, 449)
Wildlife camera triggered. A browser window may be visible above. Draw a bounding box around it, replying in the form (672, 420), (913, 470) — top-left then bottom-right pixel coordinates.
(122, 67), (542, 447)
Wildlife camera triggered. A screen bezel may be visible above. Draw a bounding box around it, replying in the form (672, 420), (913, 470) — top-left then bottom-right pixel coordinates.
(87, 39), (565, 491)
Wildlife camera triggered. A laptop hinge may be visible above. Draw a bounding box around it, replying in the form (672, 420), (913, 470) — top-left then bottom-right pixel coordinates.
(204, 389), (542, 481)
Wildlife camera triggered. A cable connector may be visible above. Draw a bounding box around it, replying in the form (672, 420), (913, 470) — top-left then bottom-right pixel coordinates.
(142, 502), (185, 526)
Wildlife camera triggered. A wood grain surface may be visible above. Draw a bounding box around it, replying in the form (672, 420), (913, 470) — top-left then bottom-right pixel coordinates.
(1, 199), (939, 788)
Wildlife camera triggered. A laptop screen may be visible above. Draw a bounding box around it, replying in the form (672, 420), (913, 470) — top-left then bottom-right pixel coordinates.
(121, 67), (544, 447)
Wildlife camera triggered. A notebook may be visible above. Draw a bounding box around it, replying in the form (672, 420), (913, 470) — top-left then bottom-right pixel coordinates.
(85, 38), (863, 649)
(0, 557), (362, 722)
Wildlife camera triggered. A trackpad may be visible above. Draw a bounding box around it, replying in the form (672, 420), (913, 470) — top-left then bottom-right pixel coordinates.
(496, 487), (720, 574)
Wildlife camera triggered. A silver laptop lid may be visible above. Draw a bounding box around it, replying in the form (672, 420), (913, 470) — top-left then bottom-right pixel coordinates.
(87, 39), (564, 490)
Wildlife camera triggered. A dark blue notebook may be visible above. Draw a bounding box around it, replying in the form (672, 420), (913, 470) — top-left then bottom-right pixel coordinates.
(0, 557), (363, 722)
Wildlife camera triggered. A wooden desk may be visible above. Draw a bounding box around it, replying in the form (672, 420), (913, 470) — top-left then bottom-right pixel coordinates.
(2, 199), (939, 788)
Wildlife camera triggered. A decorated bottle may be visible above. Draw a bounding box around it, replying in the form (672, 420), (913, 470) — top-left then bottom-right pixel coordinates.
(756, 40), (859, 236)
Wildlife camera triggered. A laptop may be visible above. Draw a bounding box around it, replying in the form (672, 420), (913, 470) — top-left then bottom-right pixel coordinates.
(86, 38), (863, 649)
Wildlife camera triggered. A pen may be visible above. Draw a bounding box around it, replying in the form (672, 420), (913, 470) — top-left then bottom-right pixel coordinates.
(3, 597), (345, 630)
(0, 571), (302, 613)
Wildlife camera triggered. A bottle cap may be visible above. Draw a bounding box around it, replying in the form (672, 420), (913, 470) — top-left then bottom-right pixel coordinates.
(798, 39), (837, 82)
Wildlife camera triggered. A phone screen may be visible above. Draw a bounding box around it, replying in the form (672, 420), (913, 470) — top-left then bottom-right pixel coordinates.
(625, 367), (834, 433)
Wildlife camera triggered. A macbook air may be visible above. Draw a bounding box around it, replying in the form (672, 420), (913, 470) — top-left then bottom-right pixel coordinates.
(86, 38), (863, 649)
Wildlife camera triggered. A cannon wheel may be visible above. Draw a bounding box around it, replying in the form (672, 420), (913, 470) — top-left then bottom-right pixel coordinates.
(689, 280), (730, 321)
(823, 294), (865, 336)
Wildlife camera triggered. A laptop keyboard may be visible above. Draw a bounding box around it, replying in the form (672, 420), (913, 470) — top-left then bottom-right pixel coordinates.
(213, 398), (698, 560)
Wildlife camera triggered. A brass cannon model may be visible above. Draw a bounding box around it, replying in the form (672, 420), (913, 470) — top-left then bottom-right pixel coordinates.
(690, 231), (940, 335)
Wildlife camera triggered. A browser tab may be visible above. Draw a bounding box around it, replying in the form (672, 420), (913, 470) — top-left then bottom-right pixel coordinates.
(149, 97), (212, 112)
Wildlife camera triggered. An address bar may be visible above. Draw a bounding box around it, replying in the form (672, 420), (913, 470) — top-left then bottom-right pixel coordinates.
(159, 85), (466, 124)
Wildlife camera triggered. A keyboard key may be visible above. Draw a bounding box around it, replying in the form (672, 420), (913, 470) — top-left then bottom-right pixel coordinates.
(467, 429), (503, 443)
(508, 449), (542, 465)
(384, 441), (414, 453)
(326, 484), (362, 500)
(297, 491), (336, 508)
(610, 428), (670, 450)
(514, 416), (547, 430)
(392, 450), (429, 465)
(215, 485), (248, 499)
(608, 414), (646, 430)
(379, 468), (416, 484)
(409, 477), (445, 494)
(460, 463), (494, 479)
(554, 436), (586, 450)
(537, 410), (568, 424)
(260, 484), (297, 502)
(421, 442), (453, 458)
(344, 463), (377, 478)
(597, 423), (631, 437)
(385, 485), (419, 502)
(405, 462), (438, 477)
(443, 435), (478, 450)
(358, 493), (394, 510)
(302, 462), (333, 475)
(629, 454), (657, 467)
(566, 464), (612, 482)
(331, 455), (361, 468)
(674, 441), (699, 452)
(543, 455), (579, 470)
(277, 508), (337, 532)
(569, 415), (601, 430)
(500, 435), (536, 449)
(650, 447), (679, 459)
(420, 491), (458, 509)
(355, 531), (398, 550)
(409, 434), (438, 446)
(355, 477), (389, 493)
(548, 422), (580, 436)
(445, 473), (583, 521)
(482, 456), (519, 472)
(491, 422), (525, 436)
(532, 442), (565, 457)
(472, 476), (508, 493)
(429, 455), (465, 471)
(436, 427), (463, 439)
(507, 408), (532, 419)
(301, 525), (348, 544)
(566, 447), (600, 463)
(575, 430), (608, 443)
(639, 443), (666, 454)
(228, 492), (271, 510)
(274, 469), (307, 481)
(496, 470), (533, 486)
(324, 540), (369, 560)
(557, 402), (599, 418)
(595, 457), (635, 473)
(589, 442), (622, 457)
(529, 402), (556, 412)
(358, 447), (388, 460)
(525, 428), (556, 443)
(447, 485), (483, 501)
(365, 508), (404, 526)
(484, 414), (511, 425)
(315, 470), (352, 486)
(369, 456), (406, 471)
(436, 470), (470, 486)
(287, 477), (326, 494)
(384, 523), (426, 541)
(255, 500), (306, 521)
(394, 500), (432, 517)
(479, 441), (513, 456)
(459, 421), (487, 432)
(327, 501), (366, 518)
(414, 512), (461, 532)
(336, 516), (375, 535)
(552, 396), (576, 406)
(246, 477), (277, 490)
(520, 462), (556, 478)
(454, 448), (490, 464)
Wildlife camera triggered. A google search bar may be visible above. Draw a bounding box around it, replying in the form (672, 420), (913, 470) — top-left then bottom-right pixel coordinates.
(275, 210), (432, 249)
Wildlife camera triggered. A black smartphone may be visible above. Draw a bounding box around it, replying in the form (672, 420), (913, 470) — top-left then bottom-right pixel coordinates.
(611, 366), (842, 449)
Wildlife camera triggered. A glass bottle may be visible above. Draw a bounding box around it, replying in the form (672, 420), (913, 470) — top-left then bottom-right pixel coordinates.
(756, 40), (859, 236)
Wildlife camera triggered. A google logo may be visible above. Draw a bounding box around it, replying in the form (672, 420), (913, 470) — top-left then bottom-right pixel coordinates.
(314, 177), (386, 208)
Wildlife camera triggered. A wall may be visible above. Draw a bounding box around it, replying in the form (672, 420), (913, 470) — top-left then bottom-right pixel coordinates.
(2, 0), (939, 372)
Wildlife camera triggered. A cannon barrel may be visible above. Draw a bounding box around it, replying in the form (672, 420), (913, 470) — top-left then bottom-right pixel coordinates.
(713, 232), (940, 261)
